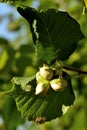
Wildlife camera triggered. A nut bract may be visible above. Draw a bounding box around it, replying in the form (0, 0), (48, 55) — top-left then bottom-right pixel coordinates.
(55, 66), (62, 77)
(35, 81), (50, 96)
(39, 65), (53, 80)
(36, 72), (44, 82)
(50, 78), (67, 91)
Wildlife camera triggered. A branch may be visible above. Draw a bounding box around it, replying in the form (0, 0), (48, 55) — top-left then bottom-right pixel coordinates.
(62, 66), (87, 75)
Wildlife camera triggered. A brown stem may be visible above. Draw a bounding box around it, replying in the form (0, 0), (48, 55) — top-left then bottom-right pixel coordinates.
(62, 66), (87, 75)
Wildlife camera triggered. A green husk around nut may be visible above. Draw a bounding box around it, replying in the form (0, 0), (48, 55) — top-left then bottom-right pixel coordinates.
(36, 72), (44, 82)
(50, 78), (67, 92)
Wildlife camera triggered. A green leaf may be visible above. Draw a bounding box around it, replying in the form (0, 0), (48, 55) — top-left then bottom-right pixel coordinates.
(0, 49), (8, 70)
(3, 97), (24, 130)
(36, 43), (56, 64)
(11, 76), (36, 92)
(17, 7), (85, 64)
(60, 96), (87, 130)
(4, 75), (75, 122)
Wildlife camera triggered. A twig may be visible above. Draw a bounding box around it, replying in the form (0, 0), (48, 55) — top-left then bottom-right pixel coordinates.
(62, 66), (87, 75)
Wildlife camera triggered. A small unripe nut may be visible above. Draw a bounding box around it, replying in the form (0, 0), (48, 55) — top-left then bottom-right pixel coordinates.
(39, 65), (53, 80)
(50, 78), (67, 91)
(35, 81), (50, 96)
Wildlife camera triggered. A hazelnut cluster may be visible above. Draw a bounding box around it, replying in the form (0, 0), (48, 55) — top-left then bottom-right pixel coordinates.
(35, 64), (67, 96)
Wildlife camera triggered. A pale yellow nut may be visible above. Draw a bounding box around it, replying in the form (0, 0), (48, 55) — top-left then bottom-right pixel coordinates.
(50, 78), (67, 91)
(35, 82), (50, 96)
(39, 65), (53, 80)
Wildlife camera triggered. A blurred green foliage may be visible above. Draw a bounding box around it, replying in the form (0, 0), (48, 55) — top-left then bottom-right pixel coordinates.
(0, 0), (87, 130)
